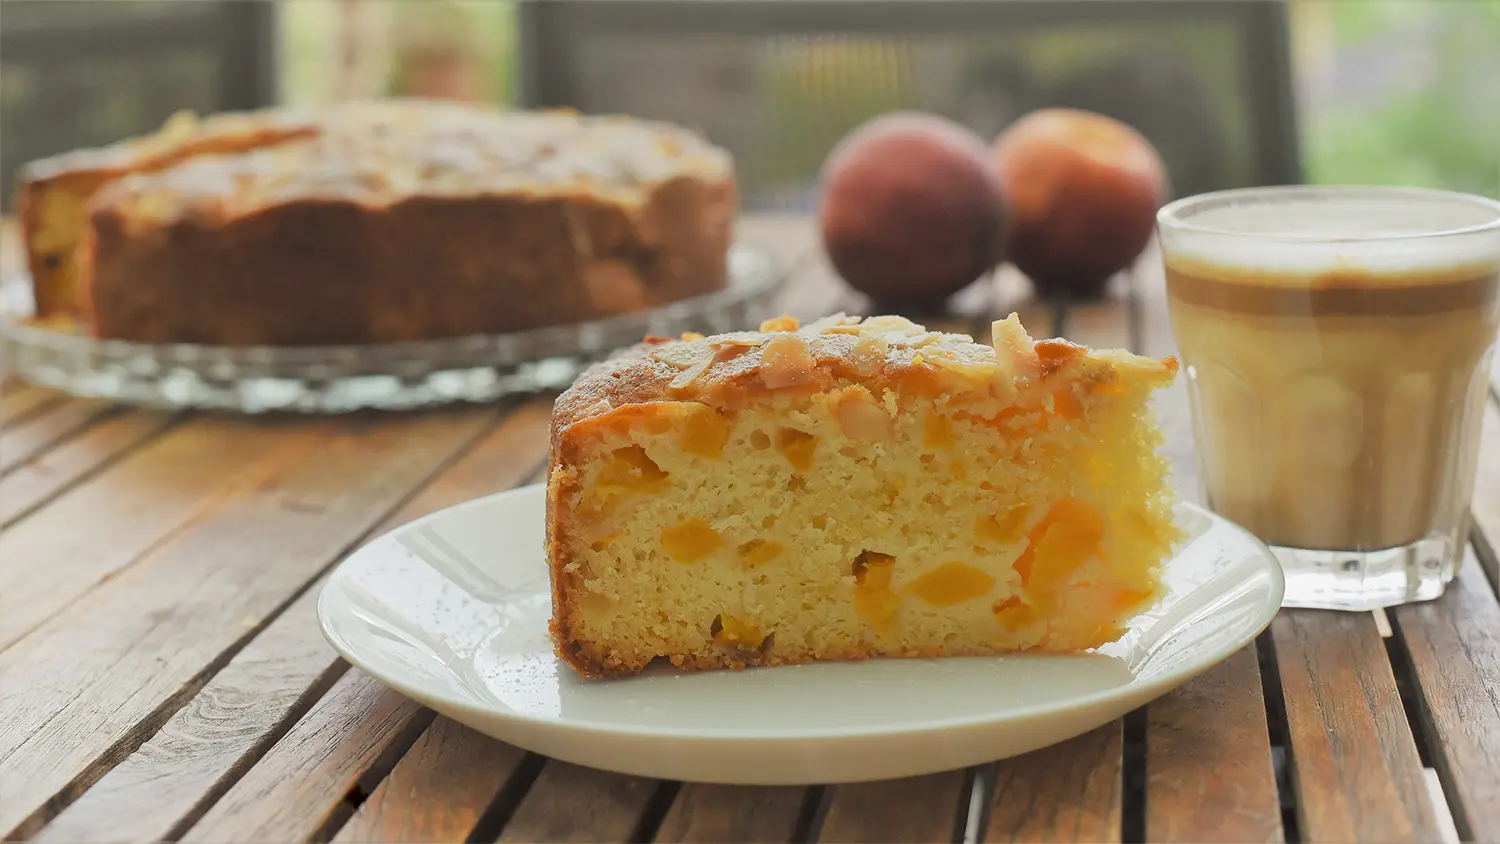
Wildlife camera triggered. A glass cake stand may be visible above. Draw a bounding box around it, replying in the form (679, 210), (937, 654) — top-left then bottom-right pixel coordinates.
(0, 242), (788, 414)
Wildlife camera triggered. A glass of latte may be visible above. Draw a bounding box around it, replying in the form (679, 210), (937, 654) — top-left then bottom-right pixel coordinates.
(1157, 186), (1500, 610)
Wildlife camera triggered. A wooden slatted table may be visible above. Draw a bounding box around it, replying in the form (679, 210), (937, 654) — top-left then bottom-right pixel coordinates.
(3, 214), (1498, 843)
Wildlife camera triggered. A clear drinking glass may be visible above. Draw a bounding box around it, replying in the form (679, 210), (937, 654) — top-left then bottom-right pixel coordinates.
(1156, 186), (1500, 610)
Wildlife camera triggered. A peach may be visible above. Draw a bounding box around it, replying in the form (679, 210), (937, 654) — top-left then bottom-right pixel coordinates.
(992, 108), (1168, 299)
(818, 112), (1008, 305)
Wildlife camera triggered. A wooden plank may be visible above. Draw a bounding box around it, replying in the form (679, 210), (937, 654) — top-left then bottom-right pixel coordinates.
(0, 416), (316, 651)
(1390, 551), (1500, 841)
(360, 398), (553, 532)
(0, 397), (117, 475)
(1144, 645), (1284, 843)
(0, 382), (65, 426)
(818, 771), (970, 843)
(331, 718), (532, 844)
(496, 761), (665, 843)
(985, 723), (1124, 843)
(181, 670), (434, 842)
(0, 408), (176, 528)
(1271, 609), (1442, 842)
(0, 409), (495, 838)
(26, 400), (553, 842)
(35, 570), (347, 844)
(655, 784), (812, 844)
(1472, 400), (1500, 596)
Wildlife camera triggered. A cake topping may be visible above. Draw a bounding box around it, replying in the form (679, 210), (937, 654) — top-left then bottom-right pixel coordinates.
(86, 100), (733, 224)
(759, 334), (818, 388)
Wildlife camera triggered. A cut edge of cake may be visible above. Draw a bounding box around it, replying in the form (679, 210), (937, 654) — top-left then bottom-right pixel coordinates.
(546, 313), (1182, 679)
(16, 101), (737, 343)
(18, 108), (321, 321)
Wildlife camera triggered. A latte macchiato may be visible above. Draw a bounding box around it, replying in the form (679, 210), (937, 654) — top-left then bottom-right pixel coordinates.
(1158, 187), (1500, 610)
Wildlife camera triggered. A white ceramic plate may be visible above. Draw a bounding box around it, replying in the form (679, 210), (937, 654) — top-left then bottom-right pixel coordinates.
(318, 485), (1284, 785)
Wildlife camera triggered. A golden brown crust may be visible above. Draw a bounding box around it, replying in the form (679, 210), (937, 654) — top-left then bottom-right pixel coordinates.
(18, 109), (318, 319)
(18, 100), (736, 345)
(83, 176), (734, 345)
(545, 314), (1178, 678)
(548, 314), (1176, 453)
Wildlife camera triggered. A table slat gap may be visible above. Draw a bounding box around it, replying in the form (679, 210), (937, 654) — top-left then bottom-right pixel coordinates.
(795, 785), (831, 844)
(816, 768), (973, 844)
(326, 717), (534, 843)
(0, 408), (502, 838)
(311, 706), (443, 844)
(1271, 609), (1443, 842)
(1121, 706), (1147, 844)
(0, 398), (120, 478)
(984, 721), (1124, 843)
(0, 383), (68, 427)
(631, 780), (686, 844)
(44, 400), (554, 842)
(1143, 643), (1286, 843)
(464, 752), (550, 844)
(652, 783), (817, 844)
(0, 415), (341, 653)
(961, 764), (994, 844)
(1387, 551), (1500, 841)
(0, 408), (180, 528)
(1255, 629), (1305, 843)
(183, 670), (436, 842)
(494, 760), (667, 844)
(34, 569), (351, 844)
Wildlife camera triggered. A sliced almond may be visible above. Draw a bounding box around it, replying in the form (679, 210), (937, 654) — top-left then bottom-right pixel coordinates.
(759, 333), (817, 388)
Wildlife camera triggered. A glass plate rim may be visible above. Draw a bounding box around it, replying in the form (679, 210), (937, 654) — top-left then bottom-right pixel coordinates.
(0, 240), (788, 368)
(0, 239), (791, 412)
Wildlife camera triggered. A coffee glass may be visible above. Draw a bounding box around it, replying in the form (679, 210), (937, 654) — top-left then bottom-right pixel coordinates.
(1157, 185), (1500, 610)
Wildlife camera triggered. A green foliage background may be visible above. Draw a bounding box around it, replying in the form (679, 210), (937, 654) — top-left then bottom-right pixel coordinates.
(280, 0), (1500, 199)
(1298, 0), (1500, 199)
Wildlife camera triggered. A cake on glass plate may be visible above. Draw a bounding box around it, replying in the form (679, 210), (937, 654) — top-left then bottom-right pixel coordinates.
(545, 313), (1181, 678)
(17, 100), (735, 346)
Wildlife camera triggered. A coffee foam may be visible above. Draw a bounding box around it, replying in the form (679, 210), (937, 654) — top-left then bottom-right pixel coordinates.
(1162, 195), (1500, 285)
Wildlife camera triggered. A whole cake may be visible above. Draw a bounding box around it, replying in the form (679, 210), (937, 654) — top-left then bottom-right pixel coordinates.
(16, 100), (737, 346)
(546, 313), (1181, 678)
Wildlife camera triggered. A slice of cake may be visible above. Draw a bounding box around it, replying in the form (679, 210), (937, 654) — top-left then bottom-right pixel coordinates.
(546, 314), (1181, 678)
